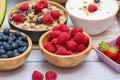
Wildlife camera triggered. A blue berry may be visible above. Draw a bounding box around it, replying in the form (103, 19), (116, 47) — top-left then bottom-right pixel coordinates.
(8, 36), (15, 42)
(13, 49), (18, 53)
(0, 54), (8, 58)
(11, 42), (18, 49)
(15, 31), (21, 37)
(13, 52), (20, 57)
(4, 44), (12, 51)
(3, 28), (10, 35)
(7, 51), (13, 57)
(18, 46), (27, 53)
(0, 32), (3, 36)
(2, 35), (8, 41)
(21, 35), (27, 41)
(18, 10), (22, 13)
(26, 10), (31, 15)
(94, 0), (100, 3)
(0, 49), (6, 55)
(32, 5), (35, 9)
(37, 18), (42, 23)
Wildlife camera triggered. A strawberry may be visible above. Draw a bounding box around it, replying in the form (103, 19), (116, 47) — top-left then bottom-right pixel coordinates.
(42, 14), (54, 25)
(13, 14), (24, 22)
(116, 52), (120, 64)
(19, 3), (29, 12)
(88, 4), (98, 12)
(50, 10), (61, 19)
(98, 41), (109, 53)
(105, 46), (118, 60)
(116, 36), (120, 47)
(44, 42), (55, 53)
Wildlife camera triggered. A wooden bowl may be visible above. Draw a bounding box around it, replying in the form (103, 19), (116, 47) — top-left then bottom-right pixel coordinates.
(8, 1), (68, 42)
(39, 31), (92, 68)
(0, 30), (32, 70)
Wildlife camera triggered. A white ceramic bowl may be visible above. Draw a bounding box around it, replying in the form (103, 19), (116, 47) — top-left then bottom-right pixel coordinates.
(66, 0), (119, 35)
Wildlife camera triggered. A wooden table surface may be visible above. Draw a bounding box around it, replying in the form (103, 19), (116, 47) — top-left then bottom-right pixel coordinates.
(1, 0), (120, 80)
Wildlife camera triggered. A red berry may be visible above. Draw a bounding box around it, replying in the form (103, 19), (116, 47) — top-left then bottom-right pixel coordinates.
(32, 70), (44, 80)
(116, 53), (120, 64)
(71, 27), (83, 37)
(73, 32), (85, 44)
(42, 14), (54, 25)
(66, 40), (77, 51)
(39, 0), (48, 8)
(76, 43), (86, 52)
(45, 71), (57, 80)
(19, 3), (29, 12)
(52, 26), (59, 31)
(88, 4), (98, 12)
(13, 14), (24, 22)
(57, 32), (70, 45)
(34, 2), (44, 12)
(55, 44), (65, 50)
(50, 10), (60, 19)
(51, 38), (58, 45)
(59, 24), (70, 32)
(44, 42), (55, 53)
(49, 30), (61, 40)
(83, 35), (89, 44)
(116, 36), (120, 47)
(55, 47), (72, 55)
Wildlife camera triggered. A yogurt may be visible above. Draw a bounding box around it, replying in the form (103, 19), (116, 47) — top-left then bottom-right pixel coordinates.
(66, 0), (118, 20)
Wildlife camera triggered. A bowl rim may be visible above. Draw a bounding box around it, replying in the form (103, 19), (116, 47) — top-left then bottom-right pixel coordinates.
(8, 1), (68, 32)
(65, 0), (119, 21)
(39, 30), (92, 58)
(0, 30), (32, 61)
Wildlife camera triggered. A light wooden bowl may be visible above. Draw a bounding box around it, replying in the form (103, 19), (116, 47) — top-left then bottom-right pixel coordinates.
(39, 31), (92, 68)
(0, 30), (32, 70)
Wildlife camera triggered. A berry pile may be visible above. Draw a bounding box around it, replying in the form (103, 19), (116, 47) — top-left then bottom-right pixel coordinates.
(12, 0), (61, 25)
(98, 36), (120, 64)
(32, 70), (57, 80)
(44, 24), (89, 55)
(0, 28), (28, 58)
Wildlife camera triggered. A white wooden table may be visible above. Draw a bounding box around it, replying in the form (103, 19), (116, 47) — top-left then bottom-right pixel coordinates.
(1, 0), (120, 80)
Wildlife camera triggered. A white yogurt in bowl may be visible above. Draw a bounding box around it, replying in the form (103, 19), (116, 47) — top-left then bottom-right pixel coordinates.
(66, 0), (119, 35)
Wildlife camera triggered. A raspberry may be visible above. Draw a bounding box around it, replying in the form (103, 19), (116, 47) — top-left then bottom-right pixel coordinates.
(50, 30), (61, 39)
(55, 45), (64, 50)
(76, 43), (86, 52)
(13, 14), (24, 22)
(57, 32), (70, 45)
(73, 32), (85, 44)
(34, 2), (44, 12)
(83, 35), (89, 44)
(116, 36), (120, 47)
(66, 40), (77, 51)
(45, 71), (57, 80)
(44, 42), (55, 53)
(39, 0), (48, 8)
(55, 47), (72, 55)
(59, 24), (70, 32)
(51, 38), (58, 45)
(71, 27), (83, 37)
(19, 3), (29, 12)
(52, 26), (59, 31)
(32, 70), (44, 80)
(42, 14), (54, 25)
(88, 4), (98, 12)
(50, 10), (60, 19)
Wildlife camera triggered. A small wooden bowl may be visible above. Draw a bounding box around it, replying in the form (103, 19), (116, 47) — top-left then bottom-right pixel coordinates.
(39, 31), (92, 68)
(0, 30), (32, 70)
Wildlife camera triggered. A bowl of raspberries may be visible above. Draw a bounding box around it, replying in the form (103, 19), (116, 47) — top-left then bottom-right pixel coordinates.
(8, 0), (68, 42)
(95, 36), (120, 72)
(0, 28), (32, 70)
(39, 24), (92, 68)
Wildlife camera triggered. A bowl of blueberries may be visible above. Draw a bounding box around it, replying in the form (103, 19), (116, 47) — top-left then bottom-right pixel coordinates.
(8, 0), (68, 42)
(0, 28), (32, 70)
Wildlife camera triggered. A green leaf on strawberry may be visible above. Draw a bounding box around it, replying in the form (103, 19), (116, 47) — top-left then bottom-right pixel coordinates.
(99, 41), (109, 52)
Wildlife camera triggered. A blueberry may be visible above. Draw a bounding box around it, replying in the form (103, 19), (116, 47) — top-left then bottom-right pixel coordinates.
(17, 37), (22, 40)
(7, 40), (12, 44)
(0, 36), (2, 41)
(11, 42), (18, 49)
(0, 32), (3, 36)
(0, 54), (8, 58)
(0, 49), (6, 55)
(37, 18), (42, 23)
(32, 5), (35, 9)
(17, 10), (22, 13)
(17, 41), (23, 47)
(9, 33), (13, 36)
(21, 35), (27, 41)
(15, 31), (21, 37)
(7, 51), (13, 57)
(8, 36), (15, 42)
(2, 35), (8, 41)
(3, 28), (10, 35)
(15, 39), (21, 44)
(94, 0), (100, 3)
(0, 45), (4, 49)
(18, 46), (27, 53)
(22, 42), (28, 47)
(26, 10), (31, 15)
(2, 42), (7, 46)
(4, 44), (12, 51)
(47, 7), (52, 11)
(13, 52), (20, 57)
(13, 49), (18, 53)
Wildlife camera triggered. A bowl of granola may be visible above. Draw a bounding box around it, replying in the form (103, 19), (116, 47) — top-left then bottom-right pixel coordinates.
(8, 0), (68, 42)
